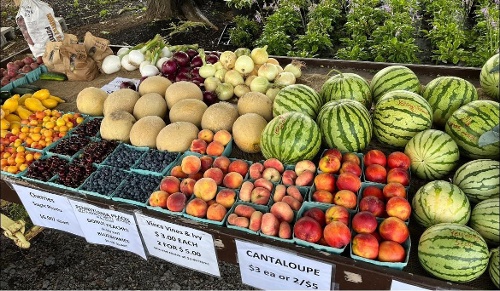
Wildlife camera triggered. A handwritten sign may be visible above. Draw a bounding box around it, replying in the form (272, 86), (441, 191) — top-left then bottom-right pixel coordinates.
(100, 76), (140, 94)
(391, 280), (429, 290)
(69, 199), (146, 259)
(12, 183), (84, 237)
(235, 239), (333, 290)
(135, 213), (220, 277)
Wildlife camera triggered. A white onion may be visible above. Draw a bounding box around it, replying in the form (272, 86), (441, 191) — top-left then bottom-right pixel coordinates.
(199, 63), (216, 78)
(274, 71), (296, 86)
(250, 76), (270, 93)
(234, 84), (251, 98)
(214, 61), (224, 71)
(234, 55), (255, 76)
(267, 57), (280, 66)
(245, 75), (257, 87)
(276, 65), (284, 74)
(121, 55), (137, 71)
(283, 60), (305, 79)
(250, 45), (269, 65)
(101, 55), (121, 74)
(139, 60), (151, 70)
(224, 69), (245, 87)
(258, 63), (279, 81)
(204, 76), (221, 92)
(219, 51), (237, 70)
(128, 49), (145, 67)
(156, 57), (170, 69)
(161, 46), (172, 58)
(215, 83), (234, 101)
(140, 64), (159, 77)
(266, 86), (281, 101)
(116, 47), (129, 58)
(214, 68), (228, 82)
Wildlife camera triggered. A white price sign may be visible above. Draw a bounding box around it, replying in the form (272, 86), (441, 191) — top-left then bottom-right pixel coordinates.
(100, 76), (140, 94)
(12, 183), (84, 237)
(236, 239), (333, 290)
(391, 280), (429, 290)
(69, 199), (146, 259)
(135, 213), (220, 277)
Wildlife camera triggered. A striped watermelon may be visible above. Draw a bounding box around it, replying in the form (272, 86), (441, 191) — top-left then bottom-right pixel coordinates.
(469, 198), (499, 246)
(480, 53), (499, 100)
(319, 70), (372, 109)
(490, 247), (500, 289)
(422, 76), (478, 127)
(316, 99), (372, 152)
(453, 159), (500, 203)
(373, 90), (433, 148)
(272, 84), (323, 119)
(445, 100), (500, 159)
(260, 112), (321, 164)
(412, 180), (471, 228)
(370, 65), (421, 103)
(404, 129), (460, 180)
(418, 223), (490, 283)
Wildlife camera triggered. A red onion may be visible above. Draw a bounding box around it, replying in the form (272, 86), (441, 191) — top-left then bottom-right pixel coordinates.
(178, 66), (191, 75)
(161, 59), (178, 75)
(191, 76), (205, 87)
(186, 49), (198, 59)
(36, 56), (44, 64)
(206, 54), (219, 64)
(203, 91), (218, 105)
(190, 67), (201, 79)
(175, 72), (191, 82)
(162, 73), (176, 82)
(190, 55), (203, 68)
(173, 51), (190, 67)
(120, 81), (137, 91)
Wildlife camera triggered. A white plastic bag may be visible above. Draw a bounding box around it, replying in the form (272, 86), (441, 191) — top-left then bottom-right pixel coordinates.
(16, 0), (64, 57)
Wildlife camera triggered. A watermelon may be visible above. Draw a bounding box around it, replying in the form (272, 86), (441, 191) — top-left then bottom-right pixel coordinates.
(490, 247), (500, 289)
(452, 159), (500, 203)
(445, 100), (500, 159)
(418, 223), (490, 283)
(373, 90), (433, 148)
(260, 112), (321, 164)
(319, 70), (372, 109)
(272, 84), (323, 119)
(412, 180), (471, 228)
(469, 198), (499, 246)
(480, 53), (499, 100)
(370, 65), (421, 103)
(422, 76), (478, 127)
(316, 99), (372, 152)
(404, 129), (460, 180)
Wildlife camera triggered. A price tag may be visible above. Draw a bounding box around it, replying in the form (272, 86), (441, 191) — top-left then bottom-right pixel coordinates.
(100, 76), (140, 94)
(12, 184), (84, 237)
(69, 199), (146, 259)
(391, 280), (429, 290)
(235, 239), (333, 290)
(135, 213), (220, 277)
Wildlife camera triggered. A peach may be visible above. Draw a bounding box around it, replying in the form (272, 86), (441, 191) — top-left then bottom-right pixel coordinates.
(379, 217), (409, 244)
(227, 213), (238, 225)
(363, 149), (387, 167)
(234, 204), (256, 218)
(362, 185), (384, 200)
(342, 152), (361, 165)
(378, 240), (406, 262)
(185, 197), (208, 218)
(303, 207), (326, 227)
(213, 129), (232, 146)
(352, 211), (378, 234)
(314, 172), (336, 192)
(199, 155), (214, 172)
(383, 182), (407, 200)
(334, 189), (358, 209)
(233, 216), (250, 228)
(189, 172), (203, 181)
(189, 138), (208, 154)
(336, 172), (362, 193)
(339, 161), (362, 177)
(282, 195), (301, 211)
(228, 159), (249, 177)
(386, 168), (410, 186)
(166, 192), (187, 212)
(254, 178), (273, 192)
(212, 156), (231, 173)
(286, 185), (303, 203)
(279, 221), (292, 239)
(311, 189), (334, 204)
(270, 201), (294, 223)
(181, 155), (202, 175)
(203, 167), (224, 185)
(295, 170), (314, 186)
(149, 190), (170, 208)
(198, 128), (214, 143)
(281, 169), (297, 186)
(179, 178), (196, 197)
(222, 171), (244, 189)
(273, 184), (287, 202)
(364, 164), (387, 184)
(249, 162), (264, 180)
(294, 159), (316, 176)
(250, 186), (271, 205)
(238, 181), (254, 202)
(323, 220), (351, 248)
(325, 205), (349, 225)
(249, 210), (263, 232)
(193, 177), (218, 201)
(263, 157), (284, 173)
(318, 155), (341, 174)
(352, 233), (379, 259)
(385, 196), (411, 221)
(206, 202), (227, 221)
(261, 213), (280, 236)
(160, 176), (180, 194)
(323, 148), (342, 161)
(359, 196), (385, 217)
(262, 167), (281, 183)
(170, 165), (189, 178)
(206, 140), (225, 156)
(293, 216), (322, 243)
(387, 151), (411, 170)
(215, 188), (236, 209)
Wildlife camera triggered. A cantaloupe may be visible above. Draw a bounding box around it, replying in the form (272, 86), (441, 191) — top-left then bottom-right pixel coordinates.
(138, 75), (172, 97)
(76, 87), (108, 116)
(103, 88), (140, 116)
(133, 92), (168, 120)
(232, 113), (268, 153)
(169, 99), (208, 128)
(100, 110), (136, 142)
(165, 81), (203, 109)
(129, 116), (166, 148)
(156, 121), (199, 152)
(201, 101), (239, 132)
(237, 92), (273, 121)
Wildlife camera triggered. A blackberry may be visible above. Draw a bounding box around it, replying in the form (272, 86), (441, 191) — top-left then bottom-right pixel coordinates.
(102, 144), (145, 169)
(113, 173), (163, 203)
(80, 166), (130, 196)
(133, 150), (179, 173)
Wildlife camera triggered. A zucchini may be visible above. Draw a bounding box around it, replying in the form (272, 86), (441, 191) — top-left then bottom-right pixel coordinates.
(11, 87), (36, 95)
(39, 72), (68, 81)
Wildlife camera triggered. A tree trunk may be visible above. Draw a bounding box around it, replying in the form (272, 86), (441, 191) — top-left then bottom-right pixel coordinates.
(147, 0), (218, 30)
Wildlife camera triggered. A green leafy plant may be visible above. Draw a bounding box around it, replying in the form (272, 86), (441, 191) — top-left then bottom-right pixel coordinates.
(467, 1), (500, 67)
(164, 21), (208, 37)
(229, 15), (260, 48)
(99, 9), (109, 18)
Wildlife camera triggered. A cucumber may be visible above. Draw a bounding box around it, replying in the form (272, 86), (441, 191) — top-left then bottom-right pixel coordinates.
(39, 72), (68, 81)
(16, 83), (41, 91)
(11, 87), (36, 95)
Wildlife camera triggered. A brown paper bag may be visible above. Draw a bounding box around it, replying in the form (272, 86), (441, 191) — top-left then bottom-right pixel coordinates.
(60, 43), (99, 81)
(83, 32), (113, 71)
(42, 33), (79, 73)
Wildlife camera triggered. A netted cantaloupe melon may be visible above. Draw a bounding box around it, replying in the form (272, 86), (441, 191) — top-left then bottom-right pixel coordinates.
(76, 87), (107, 116)
(156, 121), (199, 152)
(169, 99), (207, 128)
(232, 113), (268, 153)
(165, 81), (203, 109)
(129, 116), (166, 148)
(201, 101), (239, 132)
(100, 110), (136, 142)
(237, 92), (273, 121)
(138, 75), (172, 97)
(103, 88), (140, 116)
(133, 92), (168, 120)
